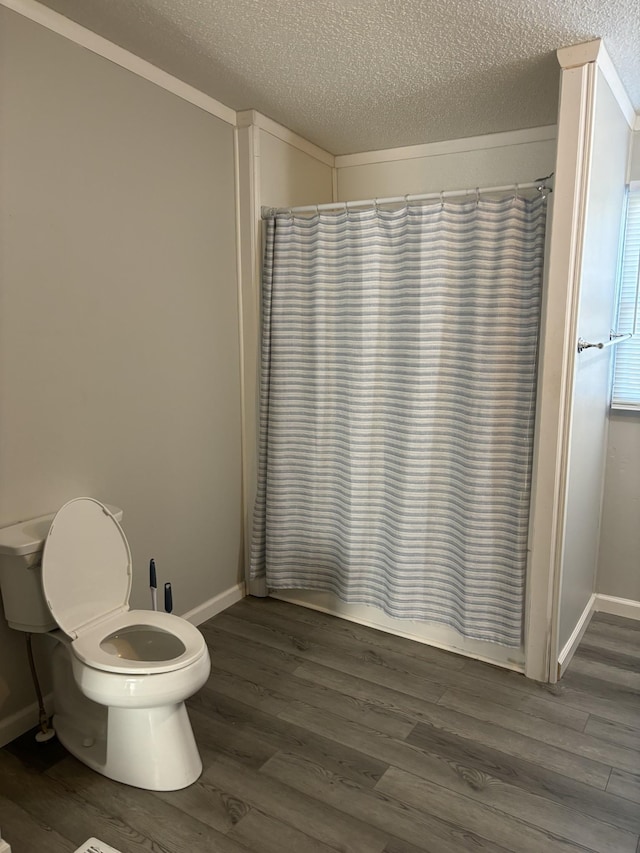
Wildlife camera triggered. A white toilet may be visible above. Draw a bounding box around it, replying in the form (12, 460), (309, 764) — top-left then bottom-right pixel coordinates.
(0, 497), (211, 791)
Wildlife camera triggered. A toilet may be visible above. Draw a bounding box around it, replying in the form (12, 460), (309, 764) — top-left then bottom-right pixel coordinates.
(0, 497), (211, 791)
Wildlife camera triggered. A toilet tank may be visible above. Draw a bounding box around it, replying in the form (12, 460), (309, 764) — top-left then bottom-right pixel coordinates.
(0, 503), (123, 632)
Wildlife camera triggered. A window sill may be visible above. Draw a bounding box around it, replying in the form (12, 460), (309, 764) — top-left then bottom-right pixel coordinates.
(610, 403), (640, 414)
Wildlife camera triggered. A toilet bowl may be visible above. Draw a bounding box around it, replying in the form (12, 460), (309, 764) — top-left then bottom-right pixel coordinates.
(0, 497), (211, 791)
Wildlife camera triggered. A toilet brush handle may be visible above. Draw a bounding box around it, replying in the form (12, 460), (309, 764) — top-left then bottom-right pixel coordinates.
(164, 582), (173, 613)
(149, 558), (158, 611)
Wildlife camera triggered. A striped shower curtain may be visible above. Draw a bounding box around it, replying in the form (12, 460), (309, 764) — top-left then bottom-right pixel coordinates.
(250, 196), (546, 646)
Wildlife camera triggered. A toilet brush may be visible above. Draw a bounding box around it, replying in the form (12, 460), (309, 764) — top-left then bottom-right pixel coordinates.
(149, 558), (158, 611)
(164, 582), (173, 613)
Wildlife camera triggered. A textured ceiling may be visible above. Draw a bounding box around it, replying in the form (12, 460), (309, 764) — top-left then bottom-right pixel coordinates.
(35, 0), (640, 154)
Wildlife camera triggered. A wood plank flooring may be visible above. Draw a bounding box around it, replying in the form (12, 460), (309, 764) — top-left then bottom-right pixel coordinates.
(1, 598), (639, 853)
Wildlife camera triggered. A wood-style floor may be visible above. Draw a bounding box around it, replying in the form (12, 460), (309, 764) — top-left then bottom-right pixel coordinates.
(1, 597), (639, 853)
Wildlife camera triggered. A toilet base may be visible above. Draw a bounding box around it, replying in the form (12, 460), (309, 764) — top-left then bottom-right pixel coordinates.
(55, 702), (202, 791)
(51, 639), (204, 791)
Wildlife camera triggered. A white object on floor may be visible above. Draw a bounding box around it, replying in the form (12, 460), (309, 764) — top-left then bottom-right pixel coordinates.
(0, 498), (210, 791)
(0, 828), (12, 853)
(74, 839), (122, 853)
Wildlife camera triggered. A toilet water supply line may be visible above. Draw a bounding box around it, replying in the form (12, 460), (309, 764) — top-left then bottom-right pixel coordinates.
(149, 558), (172, 613)
(25, 633), (55, 742)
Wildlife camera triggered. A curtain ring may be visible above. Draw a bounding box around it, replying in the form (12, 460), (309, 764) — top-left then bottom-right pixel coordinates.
(404, 194), (410, 208)
(440, 190), (445, 209)
(287, 207), (293, 220)
(514, 183), (520, 201)
(373, 198), (379, 213)
(315, 204), (320, 217)
(475, 187), (480, 206)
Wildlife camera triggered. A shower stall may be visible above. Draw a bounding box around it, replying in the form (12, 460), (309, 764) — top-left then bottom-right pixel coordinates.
(236, 39), (633, 682)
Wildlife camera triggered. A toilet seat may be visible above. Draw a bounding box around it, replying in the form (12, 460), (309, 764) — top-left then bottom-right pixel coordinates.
(71, 609), (208, 675)
(42, 497), (206, 675)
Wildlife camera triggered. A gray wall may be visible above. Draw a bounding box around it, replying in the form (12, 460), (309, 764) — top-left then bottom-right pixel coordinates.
(557, 70), (631, 650)
(596, 130), (640, 604)
(0, 9), (242, 730)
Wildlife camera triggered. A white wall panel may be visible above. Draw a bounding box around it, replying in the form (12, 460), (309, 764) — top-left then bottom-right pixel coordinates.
(337, 133), (556, 201)
(260, 130), (333, 209)
(558, 70), (630, 649)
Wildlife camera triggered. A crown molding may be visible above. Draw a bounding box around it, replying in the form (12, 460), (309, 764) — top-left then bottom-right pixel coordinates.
(557, 38), (602, 69)
(237, 110), (334, 166)
(558, 38), (635, 130)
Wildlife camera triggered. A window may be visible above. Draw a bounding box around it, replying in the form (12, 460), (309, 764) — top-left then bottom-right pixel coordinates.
(611, 183), (640, 410)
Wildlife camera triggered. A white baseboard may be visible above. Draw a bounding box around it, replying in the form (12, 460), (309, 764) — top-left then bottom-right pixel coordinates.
(557, 593), (596, 679)
(0, 692), (54, 749)
(181, 582), (245, 626)
(594, 594), (640, 621)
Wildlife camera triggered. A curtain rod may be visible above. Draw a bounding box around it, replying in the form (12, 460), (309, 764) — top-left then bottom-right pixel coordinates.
(577, 333), (632, 353)
(261, 174), (554, 219)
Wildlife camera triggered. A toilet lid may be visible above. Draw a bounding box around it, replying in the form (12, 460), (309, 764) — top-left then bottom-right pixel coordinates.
(42, 498), (132, 638)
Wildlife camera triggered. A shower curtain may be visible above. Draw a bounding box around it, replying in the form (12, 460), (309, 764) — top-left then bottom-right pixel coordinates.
(250, 196), (547, 646)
